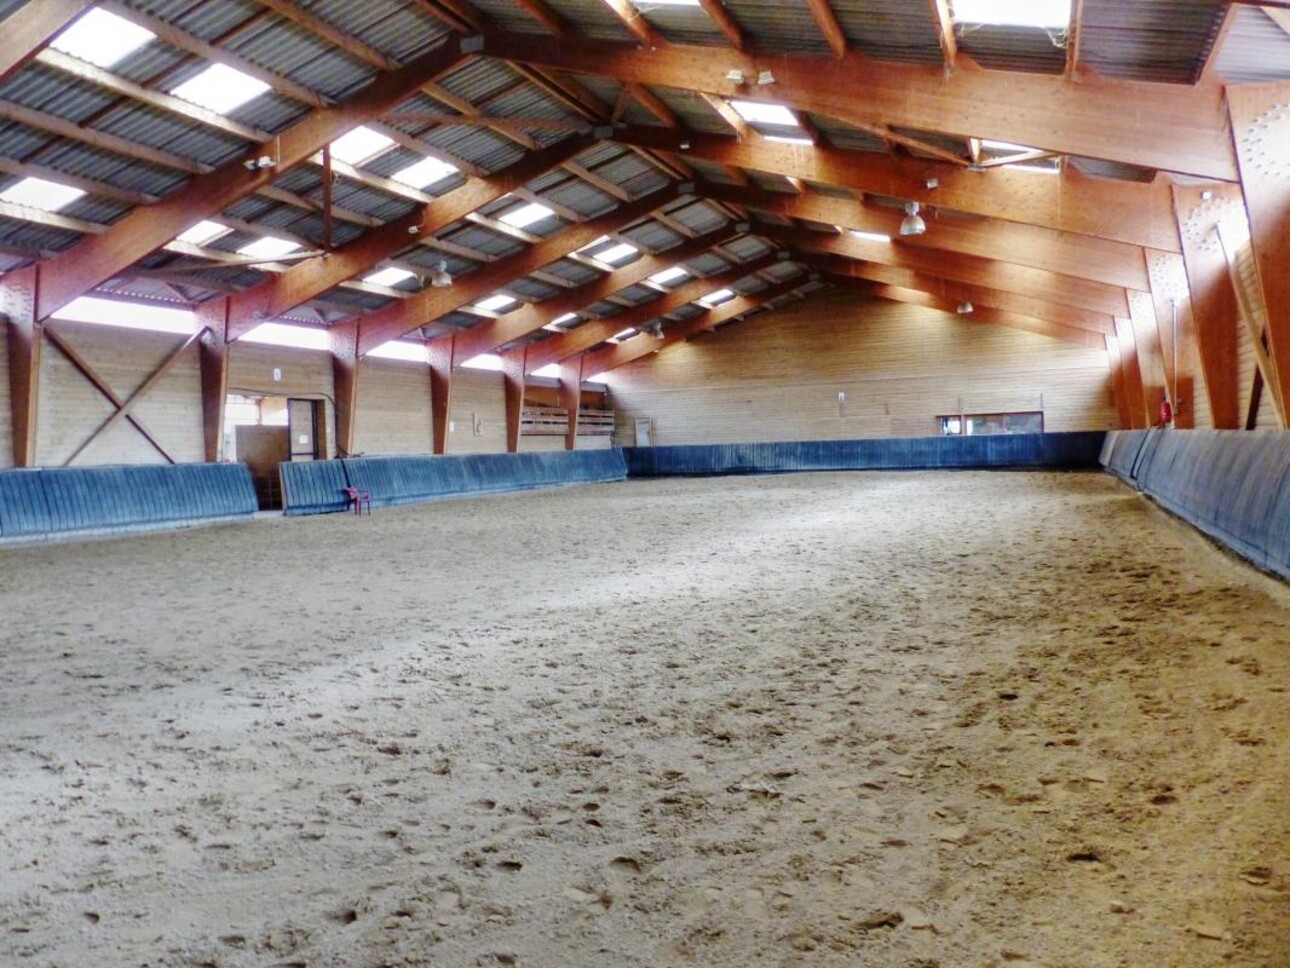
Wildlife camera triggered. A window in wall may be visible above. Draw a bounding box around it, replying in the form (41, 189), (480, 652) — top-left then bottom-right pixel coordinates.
(939, 411), (1044, 436)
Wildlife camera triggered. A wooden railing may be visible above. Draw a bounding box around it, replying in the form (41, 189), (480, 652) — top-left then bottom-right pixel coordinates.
(520, 407), (615, 436)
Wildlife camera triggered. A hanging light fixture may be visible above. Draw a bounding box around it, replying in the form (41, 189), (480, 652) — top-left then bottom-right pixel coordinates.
(900, 201), (926, 236)
(956, 301), (974, 315)
(430, 260), (453, 288)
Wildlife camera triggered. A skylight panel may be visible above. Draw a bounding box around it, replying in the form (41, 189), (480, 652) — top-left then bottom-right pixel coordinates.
(172, 64), (271, 115)
(700, 288), (735, 308)
(52, 9), (155, 68)
(392, 156), (459, 189)
(639, 0), (700, 6)
(0, 177), (84, 212)
(476, 294), (517, 313)
(848, 229), (892, 243)
(729, 100), (799, 127)
(461, 353), (504, 371)
(176, 220), (228, 246)
(499, 202), (556, 229)
(365, 267), (416, 287)
(981, 139), (1036, 153)
(649, 266), (689, 285)
(55, 296), (198, 336)
(951, 0), (1071, 29)
(543, 312), (579, 331)
(368, 340), (429, 363)
(238, 237), (300, 261)
(329, 127), (395, 166)
(594, 242), (639, 265)
(529, 363), (563, 378)
(241, 322), (331, 350)
(610, 328), (637, 342)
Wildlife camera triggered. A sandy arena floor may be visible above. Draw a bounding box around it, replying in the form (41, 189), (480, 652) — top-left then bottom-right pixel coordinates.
(0, 470), (1286, 968)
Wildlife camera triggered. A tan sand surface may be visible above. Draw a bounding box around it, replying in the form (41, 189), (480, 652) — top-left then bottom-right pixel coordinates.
(0, 470), (1286, 968)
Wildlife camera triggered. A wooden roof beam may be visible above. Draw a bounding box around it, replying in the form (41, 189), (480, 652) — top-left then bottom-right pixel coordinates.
(929, 0), (959, 69)
(355, 182), (684, 354)
(598, 0), (667, 48)
(443, 224), (737, 362)
(609, 125), (1181, 251)
(523, 250), (785, 371)
(697, 1), (746, 50)
(0, 0), (93, 85)
(804, 0), (848, 57)
(697, 181), (1151, 292)
(474, 32), (1238, 179)
(582, 278), (811, 376)
(1065, 0), (1084, 77)
(759, 223), (1130, 317)
(29, 35), (470, 322)
(218, 133), (594, 341)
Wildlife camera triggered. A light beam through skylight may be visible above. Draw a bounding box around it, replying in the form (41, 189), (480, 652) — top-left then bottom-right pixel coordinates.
(172, 64), (271, 115)
(0, 177), (85, 212)
(952, 0), (1071, 29)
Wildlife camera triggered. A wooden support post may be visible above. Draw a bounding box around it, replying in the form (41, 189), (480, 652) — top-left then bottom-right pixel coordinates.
(195, 299), (230, 462)
(329, 320), (359, 457)
(501, 347), (526, 455)
(2, 265), (41, 467)
(1227, 82), (1290, 416)
(1172, 183), (1243, 428)
(557, 356), (585, 451)
(1114, 316), (1149, 428)
(1105, 335), (1133, 430)
(1146, 250), (1199, 428)
(427, 334), (456, 455)
(1128, 290), (1167, 424)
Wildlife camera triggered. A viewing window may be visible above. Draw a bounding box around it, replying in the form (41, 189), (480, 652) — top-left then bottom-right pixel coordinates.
(940, 411), (1044, 436)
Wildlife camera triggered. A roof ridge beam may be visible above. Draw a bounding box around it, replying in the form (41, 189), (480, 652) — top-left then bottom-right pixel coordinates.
(473, 32), (1237, 180)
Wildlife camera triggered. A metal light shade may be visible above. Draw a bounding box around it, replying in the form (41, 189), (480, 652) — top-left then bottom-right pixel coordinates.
(430, 261), (452, 288)
(899, 201), (926, 236)
(957, 301), (974, 315)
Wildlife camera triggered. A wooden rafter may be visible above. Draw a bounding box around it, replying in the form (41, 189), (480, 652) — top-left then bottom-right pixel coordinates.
(697, 182), (1150, 292)
(759, 224), (1129, 317)
(255, 0), (396, 70)
(599, 0), (666, 48)
(697, 1), (745, 50)
(475, 33), (1238, 180)
(804, 0), (848, 57)
(0, 0), (94, 85)
(581, 278), (811, 375)
(444, 225), (736, 362)
(612, 126), (1181, 251)
(1065, 0), (1084, 77)
(802, 253), (1114, 336)
(512, 0), (569, 35)
(28, 37), (472, 323)
(929, 0), (959, 68)
(523, 252), (785, 371)
(355, 183), (683, 355)
(1266, 7), (1290, 38)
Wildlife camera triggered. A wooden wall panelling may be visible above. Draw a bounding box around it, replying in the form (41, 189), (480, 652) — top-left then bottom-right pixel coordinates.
(447, 368), (509, 454)
(1145, 250), (1200, 428)
(1128, 290), (1168, 424)
(1105, 335), (1132, 429)
(605, 291), (1117, 446)
(227, 343), (337, 459)
(35, 320), (204, 467)
(352, 357), (434, 455)
(1113, 316), (1149, 428)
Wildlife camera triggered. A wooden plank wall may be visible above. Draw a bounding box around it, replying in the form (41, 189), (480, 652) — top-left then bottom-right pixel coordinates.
(0, 321), (609, 468)
(37, 321), (204, 467)
(606, 291), (1119, 446)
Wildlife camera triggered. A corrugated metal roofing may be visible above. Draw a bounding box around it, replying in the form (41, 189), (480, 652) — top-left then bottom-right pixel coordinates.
(536, 0), (637, 43)
(1218, 6), (1290, 83)
(957, 24), (1066, 74)
(1078, 0), (1226, 84)
(722, 0), (834, 55)
(637, 4), (727, 47)
(828, 0), (944, 64)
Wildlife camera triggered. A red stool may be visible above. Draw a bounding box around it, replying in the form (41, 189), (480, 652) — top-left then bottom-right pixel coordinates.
(343, 486), (372, 516)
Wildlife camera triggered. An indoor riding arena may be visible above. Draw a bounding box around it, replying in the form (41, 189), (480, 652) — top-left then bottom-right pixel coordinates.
(0, 3), (1287, 968)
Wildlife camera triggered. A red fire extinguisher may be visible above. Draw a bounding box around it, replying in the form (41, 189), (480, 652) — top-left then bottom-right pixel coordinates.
(1159, 397), (1173, 426)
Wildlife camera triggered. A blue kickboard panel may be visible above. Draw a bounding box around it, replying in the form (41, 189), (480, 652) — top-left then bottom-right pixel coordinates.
(280, 460), (352, 516)
(0, 463), (256, 538)
(1098, 429), (1152, 485)
(343, 450), (628, 509)
(623, 432), (1106, 476)
(0, 469), (53, 537)
(1132, 430), (1290, 580)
